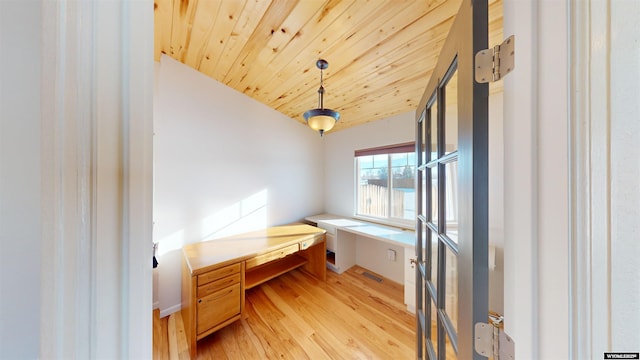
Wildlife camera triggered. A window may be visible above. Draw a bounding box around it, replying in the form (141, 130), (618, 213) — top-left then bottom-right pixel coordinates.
(355, 142), (416, 227)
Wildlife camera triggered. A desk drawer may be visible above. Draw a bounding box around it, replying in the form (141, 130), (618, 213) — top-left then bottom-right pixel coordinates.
(196, 283), (241, 335)
(245, 244), (299, 269)
(317, 222), (336, 235)
(325, 233), (336, 252)
(197, 263), (241, 286)
(197, 272), (240, 298)
(300, 235), (324, 250)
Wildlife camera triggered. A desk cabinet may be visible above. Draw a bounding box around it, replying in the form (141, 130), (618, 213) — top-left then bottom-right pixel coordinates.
(312, 222), (356, 274)
(305, 214), (417, 313)
(404, 247), (417, 313)
(182, 260), (244, 359)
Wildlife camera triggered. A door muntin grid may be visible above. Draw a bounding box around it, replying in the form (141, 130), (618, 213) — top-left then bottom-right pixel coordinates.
(419, 60), (460, 359)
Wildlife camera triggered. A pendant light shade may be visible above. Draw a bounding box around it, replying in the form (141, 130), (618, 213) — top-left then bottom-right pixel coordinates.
(304, 59), (340, 137)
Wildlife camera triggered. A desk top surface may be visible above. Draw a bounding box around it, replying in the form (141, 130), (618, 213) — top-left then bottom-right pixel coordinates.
(183, 224), (326, 275)
(305, 214), (415, 248)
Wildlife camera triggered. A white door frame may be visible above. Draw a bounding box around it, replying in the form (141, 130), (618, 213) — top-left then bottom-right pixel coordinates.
(39, 1), (154, 358)
(504, 1), (640, 358)
(570, 0), (640, 357)
(502, 0), (570, 358)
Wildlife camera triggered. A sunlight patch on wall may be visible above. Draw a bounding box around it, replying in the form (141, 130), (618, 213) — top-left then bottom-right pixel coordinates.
(200, 189), (268, 240)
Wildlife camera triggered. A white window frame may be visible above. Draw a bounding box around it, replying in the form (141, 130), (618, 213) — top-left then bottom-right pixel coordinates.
(353, 142), (416, 229)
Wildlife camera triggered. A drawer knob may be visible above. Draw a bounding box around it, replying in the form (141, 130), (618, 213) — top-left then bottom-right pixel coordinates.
(198, 299), (202, 304)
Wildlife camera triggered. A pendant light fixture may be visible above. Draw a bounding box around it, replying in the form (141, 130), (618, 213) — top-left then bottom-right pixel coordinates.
(303, 59), (340, 137)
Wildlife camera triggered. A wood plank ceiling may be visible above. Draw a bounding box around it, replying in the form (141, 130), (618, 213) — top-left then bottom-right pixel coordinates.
(155, 0), (503, 133)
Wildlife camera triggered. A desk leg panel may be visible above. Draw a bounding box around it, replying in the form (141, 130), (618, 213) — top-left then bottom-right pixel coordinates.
(181, 256), (197, 359)
(301, 240), (327, 281)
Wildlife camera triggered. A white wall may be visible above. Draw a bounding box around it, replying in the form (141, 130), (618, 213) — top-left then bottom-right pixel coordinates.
(0, 1), (42, 358)
(356, 238), (405, 283)
(153, 55), (325, 315)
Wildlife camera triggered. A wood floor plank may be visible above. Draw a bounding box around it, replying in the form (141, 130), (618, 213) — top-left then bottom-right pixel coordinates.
(260, 283), (334, 358)
(319, 268), (416, 344)
(235, 319), (268, 359)
(167, 314), (180, 360)
(242, 294), (302, 359)
(153, 309), (170, 360)
(154, 265), (417, 359)
(282, 270), (414, 359)
(268, 274), (381, 359)
(173, 312), (191, 359)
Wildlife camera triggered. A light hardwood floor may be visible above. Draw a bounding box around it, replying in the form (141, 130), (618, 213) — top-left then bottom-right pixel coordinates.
(154, 265), (416, 359)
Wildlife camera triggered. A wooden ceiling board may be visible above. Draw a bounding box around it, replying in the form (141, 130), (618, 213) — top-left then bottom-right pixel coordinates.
(266, 0), (459, 129)
(155, 0), (503, 133)
(240, 0), (389, 105)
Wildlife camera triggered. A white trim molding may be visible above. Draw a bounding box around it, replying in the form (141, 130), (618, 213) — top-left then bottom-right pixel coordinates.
(503, 0), (570, 358)
(40, 1), (153, 358)
(570, 0), (640, 357)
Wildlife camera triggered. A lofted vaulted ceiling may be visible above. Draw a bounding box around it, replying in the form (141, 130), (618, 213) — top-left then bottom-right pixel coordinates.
(154, 0), (503, 133)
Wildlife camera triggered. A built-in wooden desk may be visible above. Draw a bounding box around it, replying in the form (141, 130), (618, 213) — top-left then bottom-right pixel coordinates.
(181, 224), (326, 358)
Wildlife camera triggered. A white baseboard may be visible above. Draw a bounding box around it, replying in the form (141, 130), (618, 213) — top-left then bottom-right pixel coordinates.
(159, 303), (181, 318)
(153, 301), (159, 310)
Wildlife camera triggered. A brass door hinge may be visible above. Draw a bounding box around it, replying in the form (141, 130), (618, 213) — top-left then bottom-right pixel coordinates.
(474, 313), (515, 359)
(475, 35), (515, 83)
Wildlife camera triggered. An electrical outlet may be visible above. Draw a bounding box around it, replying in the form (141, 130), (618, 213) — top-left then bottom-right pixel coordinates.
(387, 249), (396, 261)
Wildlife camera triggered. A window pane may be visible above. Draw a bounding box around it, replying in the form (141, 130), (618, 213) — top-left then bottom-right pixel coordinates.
(373, 154), (387, 168)
(358, 155), (373, 169)
(391, 153), (408, 167)
(444, 246), (458, 333)
(391, 153), (415, 220)
(444, 70), (458, 155)
(444, 160), (458, 243)
(357, 155), (389, 218)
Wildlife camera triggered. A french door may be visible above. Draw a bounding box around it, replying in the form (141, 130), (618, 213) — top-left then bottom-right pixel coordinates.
(415, 0), (489, 359)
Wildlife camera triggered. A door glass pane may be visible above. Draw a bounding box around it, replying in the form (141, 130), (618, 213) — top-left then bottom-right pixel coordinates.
(430, 232), (438, 289)
(444, 245), (458, 333)
(391, 153), (415, 220)
(430, 166), (438, 225)
(443, 70), (458, 155)
(421, 111), (427, 164)
(429, 298), (438, 358)
(444, 160), (458, 243)
(421, 169), (428, 217)
(421, 224), (428, 264)
(430, 99), (438, 160)
(445, 331), (457, 359)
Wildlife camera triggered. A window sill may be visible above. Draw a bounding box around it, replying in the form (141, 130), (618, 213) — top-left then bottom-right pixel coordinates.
(352, 215), (414, 231)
